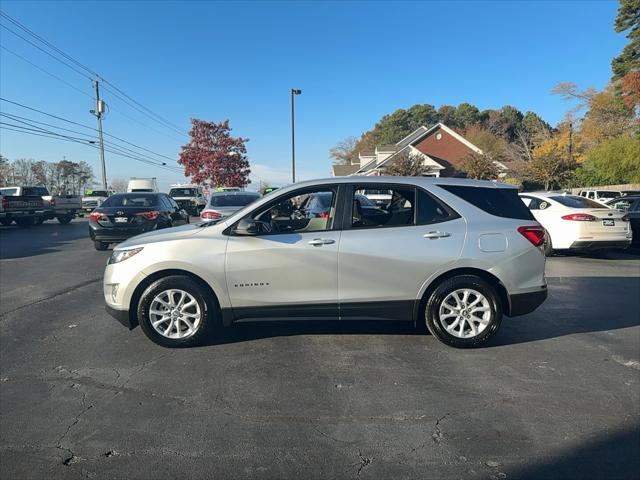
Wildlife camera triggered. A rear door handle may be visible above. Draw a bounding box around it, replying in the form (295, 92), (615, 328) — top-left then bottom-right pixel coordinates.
(423, 231), (450, 239)
(308, 238), (336, 246)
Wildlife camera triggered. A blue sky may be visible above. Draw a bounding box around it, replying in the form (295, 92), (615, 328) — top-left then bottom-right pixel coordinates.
(0, 0), (626, 191)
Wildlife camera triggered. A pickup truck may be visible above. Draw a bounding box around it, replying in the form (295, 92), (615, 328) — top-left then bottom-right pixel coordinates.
(80, 189), (112, 216)
(0, 186), (81, 224)
(0, 191), (45, 227)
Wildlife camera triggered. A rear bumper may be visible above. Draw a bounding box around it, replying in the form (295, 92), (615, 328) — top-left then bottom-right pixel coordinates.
(105, 304), (135, 329)
(89, 223), (150, 242)
(570, 240), (631, 250)
(0, 210), (45, 218)
(508, 287), (547, 317)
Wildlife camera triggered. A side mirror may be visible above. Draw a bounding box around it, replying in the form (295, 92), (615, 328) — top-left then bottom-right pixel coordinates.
(234, 218), (260, 236)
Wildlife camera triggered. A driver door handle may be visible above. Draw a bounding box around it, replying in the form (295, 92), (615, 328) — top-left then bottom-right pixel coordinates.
(423, 231), (450, 239)
(308, 238), (335, 246)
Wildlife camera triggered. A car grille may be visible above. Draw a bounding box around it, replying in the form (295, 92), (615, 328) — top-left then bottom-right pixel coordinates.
(83, 200), (98, 208)
(176, 200), (192, 208)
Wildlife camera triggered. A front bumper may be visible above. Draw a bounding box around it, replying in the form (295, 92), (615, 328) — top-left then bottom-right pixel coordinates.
(508, 287), (547, 317)
(105, 304), (135, 329)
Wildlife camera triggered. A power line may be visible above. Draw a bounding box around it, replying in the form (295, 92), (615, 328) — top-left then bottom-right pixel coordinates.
(0, 124), (184, 174)
(0, 45), (93, 98)
(0, 98), (180, 164)
(0, 113), (176, 167)
(0, 10), (188, 137)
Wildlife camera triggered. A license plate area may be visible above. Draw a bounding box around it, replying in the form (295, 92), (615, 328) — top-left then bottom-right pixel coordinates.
(603, 219), (615, 226)
(114, 217), (129, 223)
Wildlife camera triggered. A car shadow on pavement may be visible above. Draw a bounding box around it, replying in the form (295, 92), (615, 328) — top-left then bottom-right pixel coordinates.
(509, 424), (640, 480)
(0, 221), (88, 259)
(488, 276), (640, 347)
(202, 276), (639, 347)
(210, 320), (422, 346)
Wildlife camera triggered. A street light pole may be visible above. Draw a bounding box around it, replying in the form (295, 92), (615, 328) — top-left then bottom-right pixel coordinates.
(290, 88), (302, 183)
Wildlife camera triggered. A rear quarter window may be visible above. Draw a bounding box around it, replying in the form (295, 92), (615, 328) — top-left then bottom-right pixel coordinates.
(439, 185), (534, 220)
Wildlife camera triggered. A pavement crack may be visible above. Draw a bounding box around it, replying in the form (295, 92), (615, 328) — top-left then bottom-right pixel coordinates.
(355, 450), (373, 476)
(432, 412), (452, 445)
(0, 277), (102, 319)
(55, 390), (93, 465)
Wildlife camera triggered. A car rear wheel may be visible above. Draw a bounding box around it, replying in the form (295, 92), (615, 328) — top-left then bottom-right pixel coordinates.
(57, 215), (73, 224)
(137, 275), (218, 348)
(543, 230), (554, 257)
(94, 240), (109, 250)
(0, 219), (13, 226)
(425, 275), (502, 348)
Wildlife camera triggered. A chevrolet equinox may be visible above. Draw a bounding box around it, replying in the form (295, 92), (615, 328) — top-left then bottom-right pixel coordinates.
(104, 177), (547, 348)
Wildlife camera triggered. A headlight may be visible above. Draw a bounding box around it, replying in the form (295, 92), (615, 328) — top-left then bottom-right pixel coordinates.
(108, 247), (143, 264)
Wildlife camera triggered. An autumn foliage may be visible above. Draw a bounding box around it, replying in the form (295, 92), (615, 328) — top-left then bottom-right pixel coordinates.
(178, 119), (251, 188)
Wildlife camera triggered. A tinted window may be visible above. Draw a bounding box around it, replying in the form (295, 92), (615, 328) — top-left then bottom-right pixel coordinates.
(550, 195), (603, 209)
(352, 186), (415, 228)
(440, 185), (534, 220)
(251, 188), (336, 233)
(416, 189), (457, 224)
(85, 190), (109, 197)
(608, 199), (634, 211)
(597, 191), (620, 199)
(101, 194), (158, 208)
(169, 188), (198, 197)
(209, 194), (260, 207)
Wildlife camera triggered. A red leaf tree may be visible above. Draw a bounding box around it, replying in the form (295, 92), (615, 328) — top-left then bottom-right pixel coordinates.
(178, 118), (251, 188)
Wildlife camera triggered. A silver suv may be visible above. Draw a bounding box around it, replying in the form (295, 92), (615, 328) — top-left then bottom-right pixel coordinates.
(103, 177), (547, 348)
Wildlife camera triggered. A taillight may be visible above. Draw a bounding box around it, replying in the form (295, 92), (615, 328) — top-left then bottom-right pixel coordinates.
(1, 197), (8, 209)
(136, 211), (159, 220)
(622, 214), (630, 222)
(561, 213), (596, 221)
(49, 198), (56, 207)
(88, 212), (103, 222)
(201, 209), (222, 220)
(518, 225), (545, 247)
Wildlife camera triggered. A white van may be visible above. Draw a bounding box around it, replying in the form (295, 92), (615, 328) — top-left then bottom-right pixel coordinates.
(127, 178), (159, 193)
(578, 189), (621, 204)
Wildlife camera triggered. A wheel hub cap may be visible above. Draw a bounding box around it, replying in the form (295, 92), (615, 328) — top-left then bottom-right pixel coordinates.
(437, 288), (491, 339)
(149, 289), (202, 339)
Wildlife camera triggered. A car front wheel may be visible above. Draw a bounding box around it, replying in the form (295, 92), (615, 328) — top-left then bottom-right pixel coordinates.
(137, 275), (217, 348)
(425, 275), (502, 348)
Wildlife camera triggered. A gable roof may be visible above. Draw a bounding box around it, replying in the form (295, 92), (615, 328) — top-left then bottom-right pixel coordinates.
(397, 122), (482, 154)
(332, 164), (361, 176)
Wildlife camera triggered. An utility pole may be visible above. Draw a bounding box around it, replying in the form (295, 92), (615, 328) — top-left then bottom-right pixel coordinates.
(290, 88), (302, 183)
(91, 79), (107, 190)
(568, 122), (573, 163)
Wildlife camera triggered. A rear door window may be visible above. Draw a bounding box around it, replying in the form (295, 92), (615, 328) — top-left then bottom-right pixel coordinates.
(439, 185), (534, 220)
(352, 185), (415, 228)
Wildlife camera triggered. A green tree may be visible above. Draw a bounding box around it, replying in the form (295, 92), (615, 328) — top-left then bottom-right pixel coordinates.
(574, 136), (640, 186)
(384, 152), (431, 176)
(612, 0), (640, 79)
(460, 153), (499, 180)
(455, 103), (482, 127)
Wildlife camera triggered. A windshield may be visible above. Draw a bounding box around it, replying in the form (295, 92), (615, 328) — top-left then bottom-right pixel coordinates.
(169, 188), (197, 197)
(85, 190), (108, 197)
(208, 194), (260, 207)
(550, 195), (604, 208)
(101, 194), (159, 208)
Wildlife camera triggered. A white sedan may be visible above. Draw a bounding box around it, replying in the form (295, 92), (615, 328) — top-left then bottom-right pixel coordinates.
(519, 192), (632, 256)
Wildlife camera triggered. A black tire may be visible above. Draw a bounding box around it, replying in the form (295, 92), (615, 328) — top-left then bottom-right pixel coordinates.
(57, 215), (73, 224)
(34, 216), (45, 225)
(543, 230), (554, 257)
(137, 275), (218, 348)
(0, 218), (13, 226)
(15, 217), (34, 228)
(424, 275), (502, 348)
(94, 240), (109, 250)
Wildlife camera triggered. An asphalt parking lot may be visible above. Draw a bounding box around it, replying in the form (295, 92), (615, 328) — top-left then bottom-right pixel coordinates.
(1, 219), (639, 480)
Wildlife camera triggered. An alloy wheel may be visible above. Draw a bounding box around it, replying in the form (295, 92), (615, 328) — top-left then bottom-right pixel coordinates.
(437, 288), (491, 339)
(149, 289), (202, 339)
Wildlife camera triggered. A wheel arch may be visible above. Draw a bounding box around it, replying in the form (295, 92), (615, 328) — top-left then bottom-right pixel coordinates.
(128, 269), (221, 329)
(413, 267), (511, 323)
